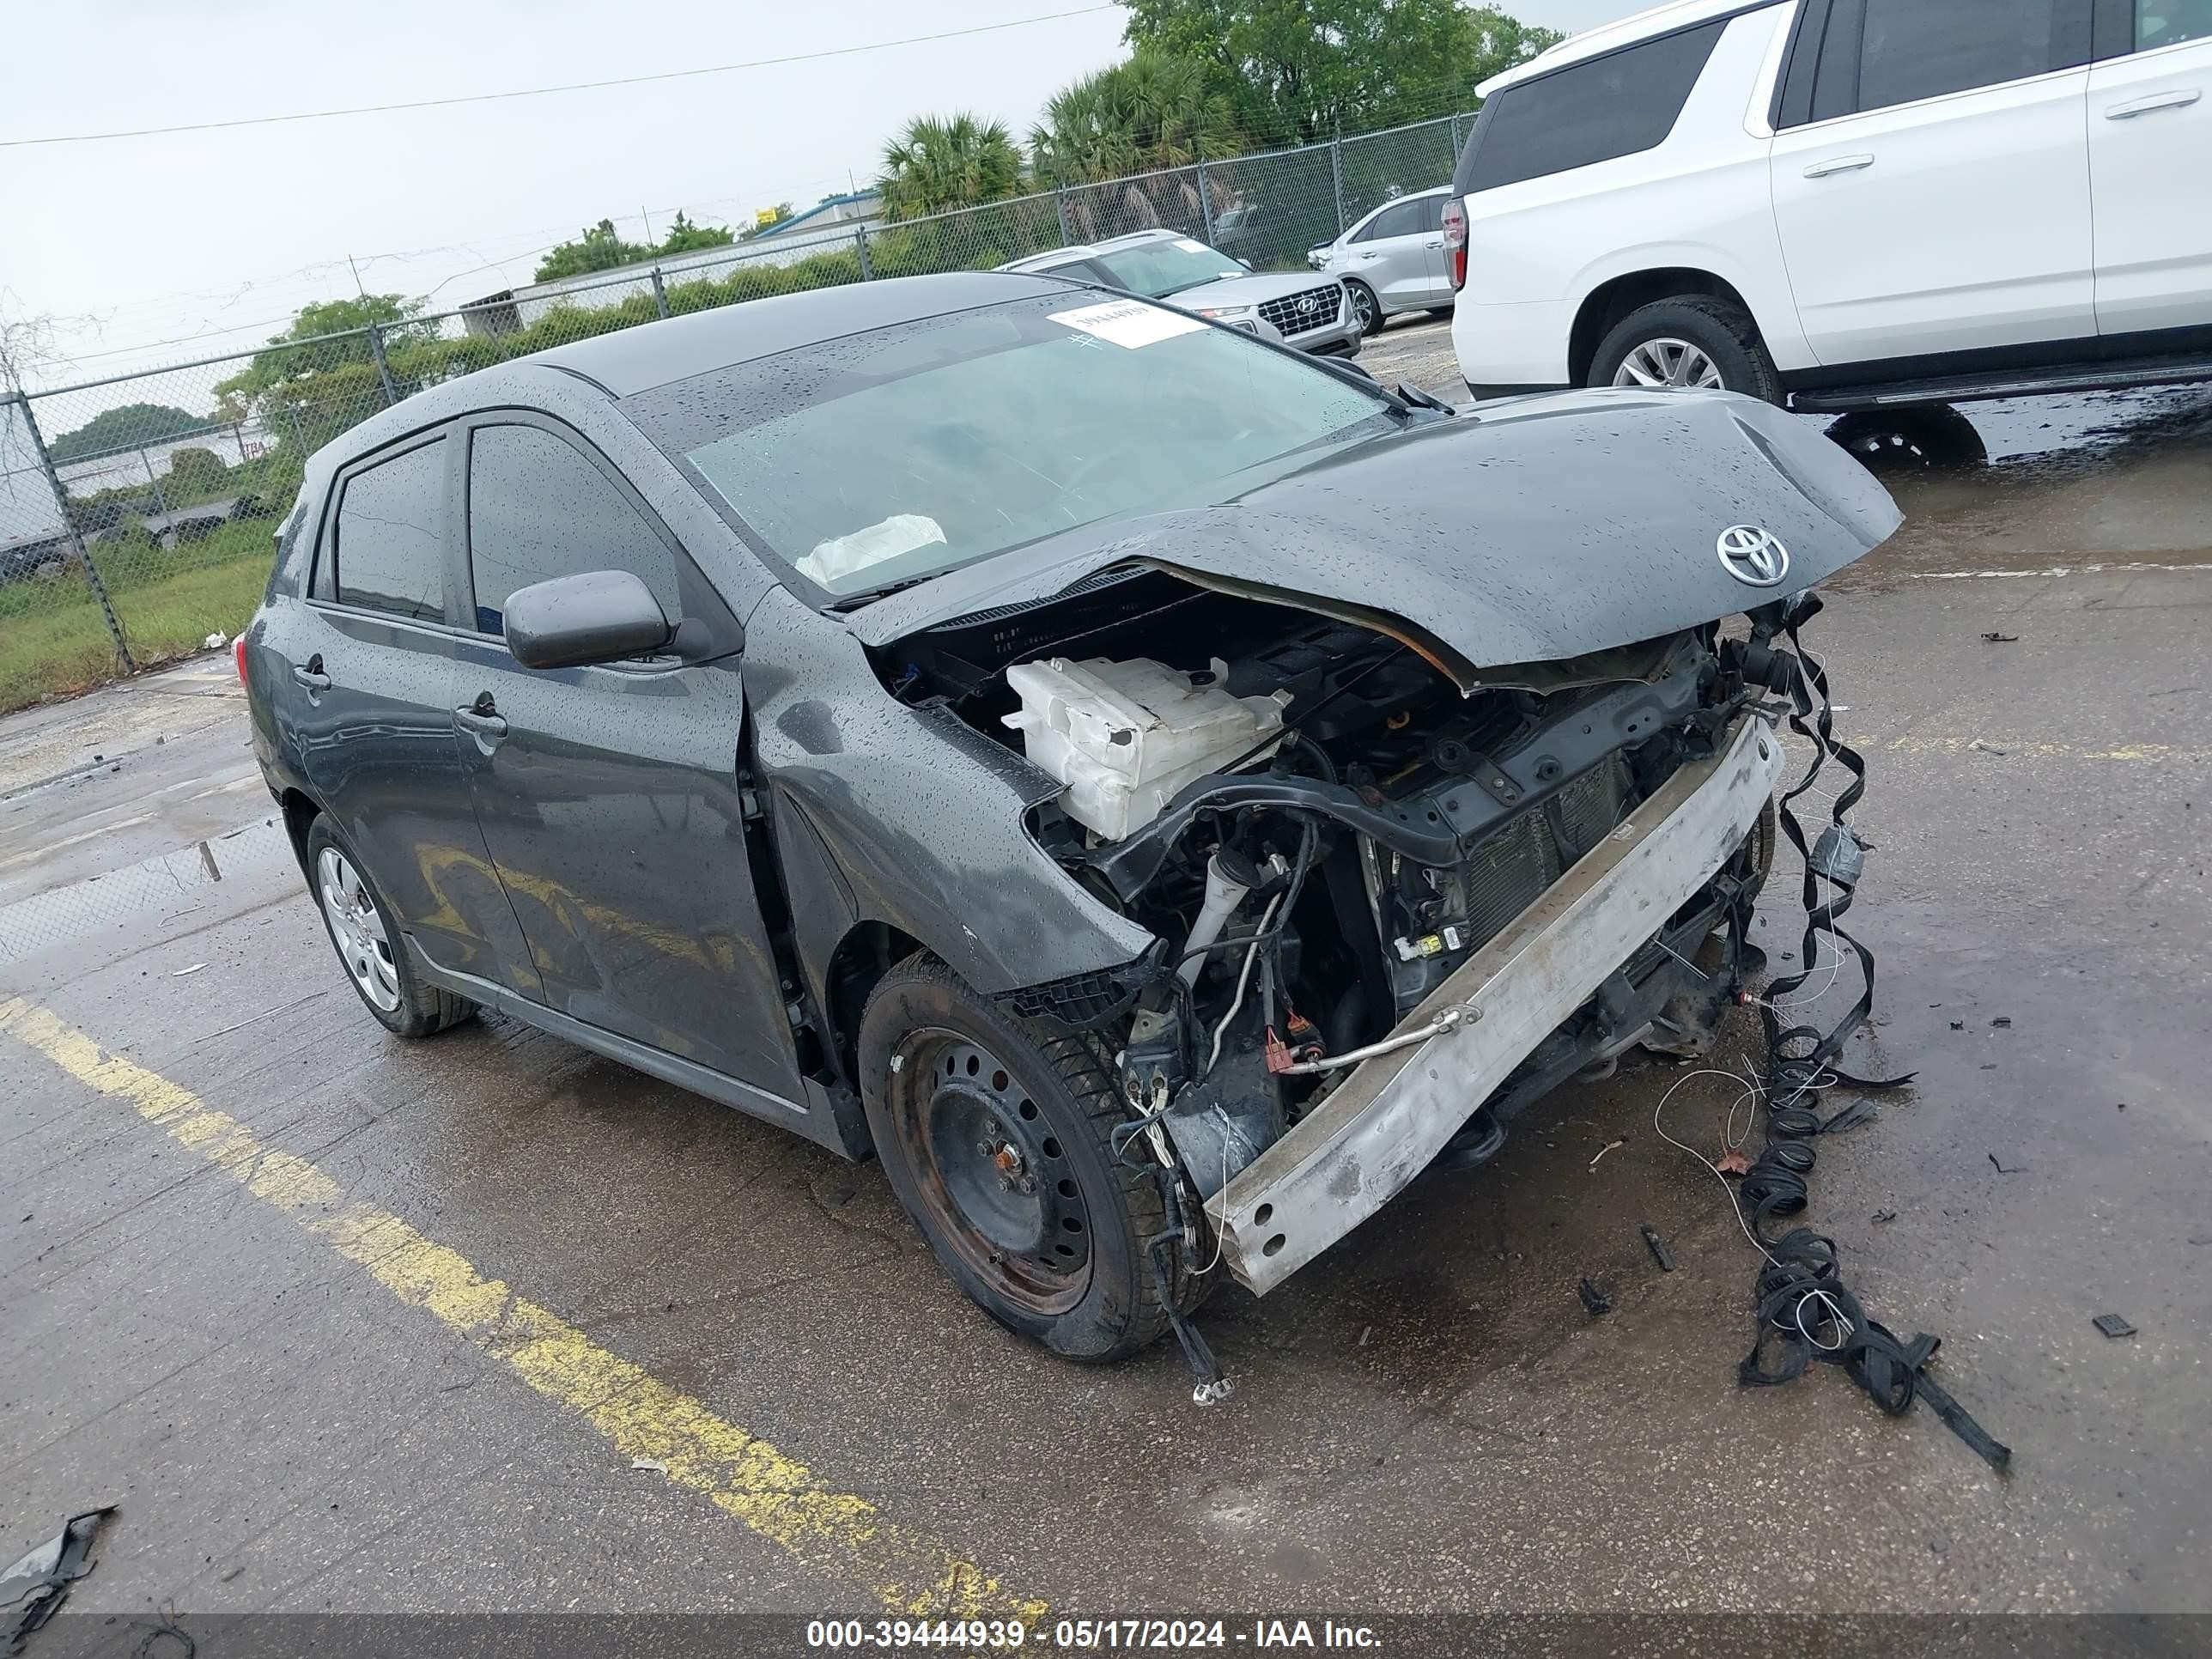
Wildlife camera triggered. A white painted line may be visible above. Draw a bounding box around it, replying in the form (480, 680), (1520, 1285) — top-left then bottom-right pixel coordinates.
(0, 813), (155, 873)
(1907, 562), (2212, 580)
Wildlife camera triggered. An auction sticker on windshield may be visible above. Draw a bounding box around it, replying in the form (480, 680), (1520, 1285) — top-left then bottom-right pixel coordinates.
(1049, 300), (1206, 349)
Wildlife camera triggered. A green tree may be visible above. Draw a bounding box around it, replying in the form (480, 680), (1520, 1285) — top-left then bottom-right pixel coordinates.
(1122, 0), (1559, 145)
(1030, 51), (1241, 186)
(212, 294), (427, 456)
(535, 219), (654, 282)
(656, 210), (736, 256)
(878, 113), (1025, 221)
(47, 402), (210, 462)
(164, 447), (230, 498)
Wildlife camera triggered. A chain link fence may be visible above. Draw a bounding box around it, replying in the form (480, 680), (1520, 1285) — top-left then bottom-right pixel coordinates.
(2, 111), (1472, 718)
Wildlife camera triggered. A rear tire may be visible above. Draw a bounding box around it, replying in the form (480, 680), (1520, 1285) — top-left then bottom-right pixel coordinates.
(858, 955), (1207, 1362)
(1590, 296), (1783, 404)
(304, 816), (474, 1038)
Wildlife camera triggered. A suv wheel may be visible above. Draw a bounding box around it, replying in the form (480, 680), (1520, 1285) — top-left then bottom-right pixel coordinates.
(858, 955), (1208, 1362)
(1345, 280), (1380, 336)
(1590, 296), (1783, 404)
(305, 816), (474, 1037)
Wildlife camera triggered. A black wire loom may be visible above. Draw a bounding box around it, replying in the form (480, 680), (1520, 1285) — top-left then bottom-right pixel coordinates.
(1727, 596), (2012, 1474)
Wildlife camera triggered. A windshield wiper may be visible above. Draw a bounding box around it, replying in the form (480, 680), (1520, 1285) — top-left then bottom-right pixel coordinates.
(825, 572), (942, 611)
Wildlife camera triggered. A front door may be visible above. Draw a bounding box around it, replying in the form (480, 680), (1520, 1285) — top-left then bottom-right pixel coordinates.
(2087, 6), (2212, 337)
(276, 429), (532, 989)
(1769, 0), (2094, 365)
(447, 415), (805, 1109)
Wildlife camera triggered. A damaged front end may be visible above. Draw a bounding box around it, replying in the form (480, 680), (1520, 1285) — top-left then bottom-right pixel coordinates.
(873, 564), (1831, 1297)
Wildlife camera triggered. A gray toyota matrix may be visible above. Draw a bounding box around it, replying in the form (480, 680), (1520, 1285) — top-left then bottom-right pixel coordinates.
(240, 271), (1900, 1379)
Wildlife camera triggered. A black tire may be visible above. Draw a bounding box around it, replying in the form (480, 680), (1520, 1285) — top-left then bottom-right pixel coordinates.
(303, 815), (474, 1038)
(1344, 280), (1381, 337)
(1589, 296), (1783, 404)
(858, 955), (1207, 1362)
(1826, 405), (1988, 471)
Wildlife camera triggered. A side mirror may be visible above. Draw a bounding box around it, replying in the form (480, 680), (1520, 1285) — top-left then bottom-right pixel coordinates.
(504, 568), (671, 670)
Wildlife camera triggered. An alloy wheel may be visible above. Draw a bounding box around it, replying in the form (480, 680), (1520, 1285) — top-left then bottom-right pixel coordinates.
(318, 847), (401, 1012)
(1613, 336), (1723, 390)
(1347, 283), (1379, 335)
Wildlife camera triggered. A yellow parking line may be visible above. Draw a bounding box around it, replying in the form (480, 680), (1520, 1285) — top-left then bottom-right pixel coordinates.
(1853, 735), (2211, 763)
(0, 996), (1044, 1624)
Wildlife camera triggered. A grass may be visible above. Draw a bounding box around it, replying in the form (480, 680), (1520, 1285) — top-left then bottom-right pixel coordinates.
(0, 526), (271, 715)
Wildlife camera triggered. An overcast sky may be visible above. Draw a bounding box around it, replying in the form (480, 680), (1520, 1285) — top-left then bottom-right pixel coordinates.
(0, 0), (1642, 396)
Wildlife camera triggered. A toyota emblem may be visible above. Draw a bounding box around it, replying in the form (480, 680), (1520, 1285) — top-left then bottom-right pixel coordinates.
(1716, 524), (1790, 587)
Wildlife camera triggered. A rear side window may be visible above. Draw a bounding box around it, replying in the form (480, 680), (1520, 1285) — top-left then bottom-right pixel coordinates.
(1457, 20), (1725, 193)
(465, 423), (681, 635)
(333, 439), (446, 623)
(1855, 0), (2057, 111)
(2138, 0), (2212, 48)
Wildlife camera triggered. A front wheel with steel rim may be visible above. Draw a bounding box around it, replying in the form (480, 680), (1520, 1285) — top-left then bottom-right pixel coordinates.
(1345, 280), (1380, 337)
(858, 955), (1206, 1361)
(1589, 295), (1784, 405)
(302, 815), (474, 1038)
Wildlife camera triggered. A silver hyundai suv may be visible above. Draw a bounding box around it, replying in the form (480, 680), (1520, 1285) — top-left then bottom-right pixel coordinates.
(999, 229), (1362, 356)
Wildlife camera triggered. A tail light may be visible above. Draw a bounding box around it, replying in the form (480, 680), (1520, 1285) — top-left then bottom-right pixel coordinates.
(1441, 197), (1469, 290)
(234, 632), (248, 685)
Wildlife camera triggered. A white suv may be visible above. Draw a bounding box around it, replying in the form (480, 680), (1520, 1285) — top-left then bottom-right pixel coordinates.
(1444, 0), (2212, 409)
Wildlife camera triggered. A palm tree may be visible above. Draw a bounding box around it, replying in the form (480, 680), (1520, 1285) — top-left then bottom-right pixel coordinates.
(1029, 52), (1240, 188)
(878, 114), (1025, 222)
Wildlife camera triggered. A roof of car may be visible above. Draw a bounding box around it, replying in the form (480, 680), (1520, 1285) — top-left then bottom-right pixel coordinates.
(998, 228), (1183, 273)
(1475, 0), (1772, 97)
(528, 271), (1079, 397)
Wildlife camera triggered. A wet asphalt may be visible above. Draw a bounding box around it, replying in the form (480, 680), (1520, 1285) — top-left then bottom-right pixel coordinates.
(3, 321), (2209, 1620)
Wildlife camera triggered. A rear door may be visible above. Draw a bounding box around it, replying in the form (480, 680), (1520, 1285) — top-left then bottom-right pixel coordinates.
(1769, 0), (2095, 364)
(280, 431), (531, 988)
(2087, 0), (2212, 337)
(447, 413), (806, 1109)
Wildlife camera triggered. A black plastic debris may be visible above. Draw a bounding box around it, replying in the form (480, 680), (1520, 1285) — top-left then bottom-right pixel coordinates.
(1871, 1209), (1899, 1224)
(1639, 1224), (1676, 1272)
(2093, 1314), (2136, 1340)
(1981, 632), (2020, 643)
(3, 1506), (115, 1654)
(1949, 1020), (1965, 1030)
(1990, 1016), (2012, 1029)
(1577, 1277), (1612, 1316)
(1989, 1153), (2023, 1175)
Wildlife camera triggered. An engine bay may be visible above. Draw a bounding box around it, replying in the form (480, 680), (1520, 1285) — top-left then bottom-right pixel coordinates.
(872, 567), (1778, 1200)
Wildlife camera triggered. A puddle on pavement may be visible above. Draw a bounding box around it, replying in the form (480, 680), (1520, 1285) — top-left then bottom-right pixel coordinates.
(1818, 386), (2212, 580)
(0, 817), (292, 969)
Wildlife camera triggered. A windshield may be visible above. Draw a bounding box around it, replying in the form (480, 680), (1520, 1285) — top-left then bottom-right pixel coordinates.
(1088, 238), (1246, 298)
(624, 294), (1393, 600)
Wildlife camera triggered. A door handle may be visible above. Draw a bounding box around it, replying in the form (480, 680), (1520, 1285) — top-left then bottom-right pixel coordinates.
(1423, 239), (1444, 248)
(2106, 88), (2201, 118)
(454, 702), (507, 740)
(290, 656), (330, 691)
(1355, 251), (1382, 261)
(1802, 153), (1875, 178)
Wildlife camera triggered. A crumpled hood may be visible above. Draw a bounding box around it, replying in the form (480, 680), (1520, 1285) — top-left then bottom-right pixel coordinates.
(850, 389), (1902, 679)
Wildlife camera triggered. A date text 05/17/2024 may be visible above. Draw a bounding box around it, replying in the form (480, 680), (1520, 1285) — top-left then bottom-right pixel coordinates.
(804, 1620), (1384, 1649)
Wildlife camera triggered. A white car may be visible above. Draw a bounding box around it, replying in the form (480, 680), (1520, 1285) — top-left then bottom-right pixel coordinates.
(1443, 0), (2212, 410)
(1306, 186), (1457, 334)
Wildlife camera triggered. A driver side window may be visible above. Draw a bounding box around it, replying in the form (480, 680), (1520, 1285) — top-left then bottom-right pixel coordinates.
(465, 423), (683, 636)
